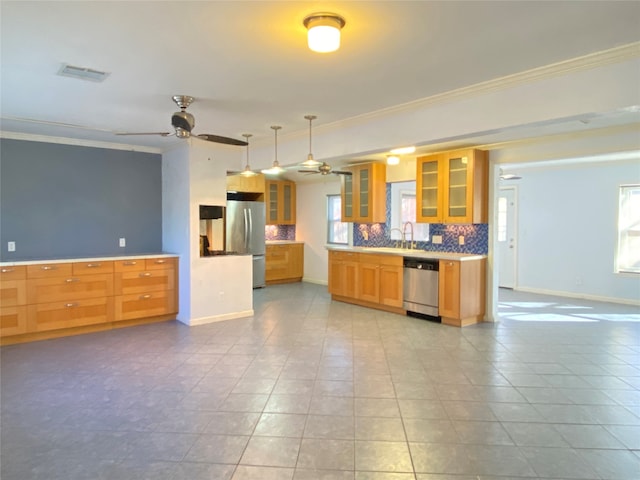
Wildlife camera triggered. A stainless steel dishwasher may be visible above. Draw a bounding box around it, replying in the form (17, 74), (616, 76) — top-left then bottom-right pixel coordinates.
(403, 257), (440, 318)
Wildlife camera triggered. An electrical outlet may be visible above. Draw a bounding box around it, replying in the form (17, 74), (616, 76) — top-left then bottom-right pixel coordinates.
(458, 235), (465, 245)
(7, 241), (16, 252)
(432, 235), (443, 244)
(119, 238), (126, 248)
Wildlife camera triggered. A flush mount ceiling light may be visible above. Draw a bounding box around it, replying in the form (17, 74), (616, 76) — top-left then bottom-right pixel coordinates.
(390, 146), (416, 155)
(303, 12), (345, 53)
(262, 126), (285, 175)
(301, 115), (321, 167)
(240, 134), (257, 177)
(386, 155), (400, 166)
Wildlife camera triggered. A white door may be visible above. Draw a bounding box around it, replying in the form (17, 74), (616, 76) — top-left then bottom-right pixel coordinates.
(498, 187), (517, 288)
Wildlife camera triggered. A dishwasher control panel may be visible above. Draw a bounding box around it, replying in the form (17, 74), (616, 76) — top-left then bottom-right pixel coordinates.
(403, 258), (439, 271)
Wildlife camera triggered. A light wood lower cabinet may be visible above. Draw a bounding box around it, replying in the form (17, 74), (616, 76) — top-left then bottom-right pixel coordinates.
(0, 256), (178, 345)
(328, 251), (404, 313)
(439, 258), (486, 327)
(266, 243), (303, 285)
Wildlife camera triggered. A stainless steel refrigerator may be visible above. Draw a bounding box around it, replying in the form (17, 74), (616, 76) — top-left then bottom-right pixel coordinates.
(226, 200), (266, 288)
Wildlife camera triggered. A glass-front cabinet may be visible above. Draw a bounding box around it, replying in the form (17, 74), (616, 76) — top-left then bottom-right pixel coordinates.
(265, 180), (296, 225)
(416, 149), (488, 224)
(340, 162), (386, 223)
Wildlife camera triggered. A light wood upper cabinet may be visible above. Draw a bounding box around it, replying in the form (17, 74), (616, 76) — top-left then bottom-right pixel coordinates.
(341, 163), (386, 223)
(226, 173), (265, 194)
(265, 180), (296, 225)
(417, 149), (488, 224)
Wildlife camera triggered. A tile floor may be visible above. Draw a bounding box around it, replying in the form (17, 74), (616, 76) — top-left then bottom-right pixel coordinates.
(1, 283), (639, 479)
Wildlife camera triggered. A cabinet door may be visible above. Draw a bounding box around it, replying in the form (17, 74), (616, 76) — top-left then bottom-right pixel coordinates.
(28, 297), (114, 332)
(281, 182), (296, 225)
(341, 173), (355, 222)
(328, 253), (345, 296)
(328, 251), (357, 298)
(379, 256), (403, 308)
(115, 290), (176, 321)
(114, 269), (175, 295)
(416, 155), (442, 223)
(439, 260), (461, 319)
(27, 274), (114, 304)
(288, 243), (303, 279)
(357, 260), (380, 303)
(266, 245), (289, 281)
(0, 280), (26, 307)
(357, 166), (370, 220)
(266, 181), (279, 225)
(443, 151), (472, 223)
(0, 306), (28, 336)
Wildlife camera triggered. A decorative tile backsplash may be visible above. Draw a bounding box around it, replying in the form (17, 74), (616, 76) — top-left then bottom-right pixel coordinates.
(352, 184), (489, 254)
(265, 224), (296, 241)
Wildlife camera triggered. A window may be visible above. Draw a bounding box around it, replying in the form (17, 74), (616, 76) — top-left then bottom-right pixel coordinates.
(616, 184), (640, 274)
(327, 194), (348, 244)
(390, 184), (429, 241)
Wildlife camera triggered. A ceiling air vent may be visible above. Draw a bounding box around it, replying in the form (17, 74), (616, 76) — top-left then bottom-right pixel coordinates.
(57, 64), (110, 82)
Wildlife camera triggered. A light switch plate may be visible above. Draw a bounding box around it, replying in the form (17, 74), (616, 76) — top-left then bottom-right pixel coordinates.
(432, 235), (443, 244)
(119, 238), (126, 248)
(458, 235), (465, 245)
(7, 241), (15, 252)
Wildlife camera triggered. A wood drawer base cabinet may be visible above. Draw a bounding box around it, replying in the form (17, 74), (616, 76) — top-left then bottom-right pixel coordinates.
(266, 243), (303, 285)
(0, 256), (178, 345)
(438, 258), (486, 327)
(328, 251), (404, 314)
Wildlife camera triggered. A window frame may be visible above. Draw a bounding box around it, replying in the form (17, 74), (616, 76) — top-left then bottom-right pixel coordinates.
(327, 194), (349, 245)
(615, 184), (640, 275)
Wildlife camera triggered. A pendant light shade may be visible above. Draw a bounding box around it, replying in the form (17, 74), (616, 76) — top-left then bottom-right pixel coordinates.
(304, 13), (345, 53)
(240, 133), (256, 177)
(301, 115), (321, 167)
(262, 126), (285, 174)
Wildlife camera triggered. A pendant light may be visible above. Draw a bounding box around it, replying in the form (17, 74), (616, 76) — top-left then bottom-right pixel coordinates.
(261, 126), (285, 174)
(240, 133), (256, 177)
(301, 115), (321, 167)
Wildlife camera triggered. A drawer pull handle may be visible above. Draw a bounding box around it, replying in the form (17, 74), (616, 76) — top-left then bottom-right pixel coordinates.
(139, 272), (152, 277)
(65, 302), (79, 308)
(41, 266), (57, 271)
(139, 294), (152, 300)
(65, 278), (80, 283)
(1, 268), (14, 273)
(86, 263), (101, 268)
(123, 261), (137, 266)
(154, 259), (166, 264)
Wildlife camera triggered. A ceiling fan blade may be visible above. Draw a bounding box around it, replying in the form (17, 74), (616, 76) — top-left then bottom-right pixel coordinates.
(298, 170), (319, 174)
(332, 171), (353, 175)
(195, 134), (248, 146)
(115, 132), (172, 137)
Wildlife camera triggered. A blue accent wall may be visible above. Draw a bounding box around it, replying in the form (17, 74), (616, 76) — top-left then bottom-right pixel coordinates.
(352, 183), (489, 254)
(0, 139), (163, 261)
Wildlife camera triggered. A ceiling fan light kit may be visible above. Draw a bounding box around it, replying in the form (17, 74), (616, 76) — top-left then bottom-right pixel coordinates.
(303, 12), (345, 53)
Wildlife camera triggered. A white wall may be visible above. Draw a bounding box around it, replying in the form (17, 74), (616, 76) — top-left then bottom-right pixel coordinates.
(162, 140), (254, 325)
(295, 178), (342, 285)
(510, 158), (640, 303)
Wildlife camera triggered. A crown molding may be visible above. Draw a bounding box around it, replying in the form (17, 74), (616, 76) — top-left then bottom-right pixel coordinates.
(316, 42), (640, 133)
(0, 131), (163, 154)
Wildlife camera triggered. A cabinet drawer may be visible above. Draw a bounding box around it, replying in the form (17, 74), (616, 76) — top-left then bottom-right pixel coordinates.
(72, 261), (114, 275)
(115, 290), (176, 321)
(0, 280), (27, 307)
(145, 257), (176, 270)
(114, 259), (145, 272)
(27, 263), (73, 279)
(27, 297), (114, 332)
(114, 269), (175, 295)
(0, 306), (28, 336)
(0, 265), (26, 281)
(330, 251), (359, 262)
(27, 274), (114, 304)
(378, 254), (403, 267)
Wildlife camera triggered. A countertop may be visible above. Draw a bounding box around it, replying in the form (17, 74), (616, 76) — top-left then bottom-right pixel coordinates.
(266, 240), (305, 245)
(0, 253), (179, 267)
(325, 244), (486, 262)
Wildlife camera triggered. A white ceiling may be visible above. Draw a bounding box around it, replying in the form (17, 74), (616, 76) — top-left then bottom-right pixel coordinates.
(1, 1), (640, 162)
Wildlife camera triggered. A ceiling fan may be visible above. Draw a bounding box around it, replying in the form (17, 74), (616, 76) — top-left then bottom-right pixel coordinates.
(297, 114), (351, 176)
(298, 161), (352, 176)
(116, 95), (248, 146)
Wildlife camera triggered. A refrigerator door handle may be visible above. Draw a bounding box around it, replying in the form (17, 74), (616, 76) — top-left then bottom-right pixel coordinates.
(243, 208), (249, 251)
(248, 208), (253, 248)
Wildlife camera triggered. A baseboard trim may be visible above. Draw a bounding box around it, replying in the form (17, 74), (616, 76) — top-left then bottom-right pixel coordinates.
(180, 309), (254, 326)
(302, 277), (328, 286)
(514, 286), (640, 306)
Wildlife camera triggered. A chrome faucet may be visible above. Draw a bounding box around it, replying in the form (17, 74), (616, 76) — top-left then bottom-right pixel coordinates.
(402, 221), (414, 249)
(389, 228), (405, 249)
